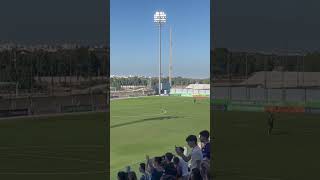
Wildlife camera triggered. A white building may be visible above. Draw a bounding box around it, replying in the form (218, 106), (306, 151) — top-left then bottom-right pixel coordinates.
(170, 84), (210, 97)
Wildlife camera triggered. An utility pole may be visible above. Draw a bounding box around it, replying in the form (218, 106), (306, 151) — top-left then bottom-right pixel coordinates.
(169, 27), (173, 88)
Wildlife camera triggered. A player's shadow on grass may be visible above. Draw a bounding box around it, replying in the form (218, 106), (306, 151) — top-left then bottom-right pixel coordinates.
(111, 116), (180, 128)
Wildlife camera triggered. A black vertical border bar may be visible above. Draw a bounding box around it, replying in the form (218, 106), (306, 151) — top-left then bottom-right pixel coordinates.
(210, 0), (215, 176)
(104, 0), (110, 178)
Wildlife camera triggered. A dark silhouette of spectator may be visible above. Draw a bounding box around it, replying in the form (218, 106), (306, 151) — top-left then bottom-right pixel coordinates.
(200, 160), (211, 180)
(118, 171), (128, 180)
(173, 157), (183, 179)
(139, 163), (150, 180)
(163, 161), (177, 177)
(189, 168), (202, 180)
(164, 152), (174, 163)
(146, 155), (164, 180)
(128, 171), (138, 180)
(199, 130), (210, 160)
(176, 135), (203, 170)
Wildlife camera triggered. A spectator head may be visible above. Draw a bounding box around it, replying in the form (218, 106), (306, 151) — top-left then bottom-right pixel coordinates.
(199, 130), (210, 143)
(128, 171), (137, 180)
(153, 156), (163, 167)
(176, 146), (184, 154)
(117, 171), (128, 180)
(139, 163), (146, 173)
(190, 168), (203, 180)
(186, 135), (198, 148)
(164, 152), (174, 163)
(173, 157), (180, 165)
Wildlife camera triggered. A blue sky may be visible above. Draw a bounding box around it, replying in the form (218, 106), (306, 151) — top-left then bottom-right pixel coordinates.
(111, 0), (210, 79)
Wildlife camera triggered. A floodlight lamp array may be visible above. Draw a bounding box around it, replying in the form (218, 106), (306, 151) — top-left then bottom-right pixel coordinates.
(154, 11), (166, 24)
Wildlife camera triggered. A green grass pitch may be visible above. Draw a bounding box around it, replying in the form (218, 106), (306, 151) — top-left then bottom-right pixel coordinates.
(213, 111), (320, 180)
(0, 96), (210, 180)
(110, 96), (210, 179)
(0, 112), (107, 180)
(3, 96), (317, 179)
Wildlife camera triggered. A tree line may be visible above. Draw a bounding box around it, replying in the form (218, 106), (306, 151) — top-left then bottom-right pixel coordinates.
(212, 48), (320, 79)
(0, 47), (107, 89)
(111, 76), (210, 91)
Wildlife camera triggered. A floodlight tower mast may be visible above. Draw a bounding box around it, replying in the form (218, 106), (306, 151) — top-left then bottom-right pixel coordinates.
(154, 11), (166, 95)
(169, 27), (173, 87)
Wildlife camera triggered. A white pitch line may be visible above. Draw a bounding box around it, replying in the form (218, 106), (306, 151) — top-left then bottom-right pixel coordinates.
(111, 109), (167, 118)
(0, 110), (107, 121)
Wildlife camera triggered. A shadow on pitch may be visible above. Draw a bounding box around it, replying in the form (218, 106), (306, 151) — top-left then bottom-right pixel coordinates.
(111, 116), (180, 128)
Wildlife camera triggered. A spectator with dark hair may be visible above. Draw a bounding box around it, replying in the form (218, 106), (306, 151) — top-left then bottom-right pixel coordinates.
(176, 135), (203, 170)
(199, 130), (210, 160)
(189, 168), (202, 180)
(128, 171), (138, 180)
(146, 155), (164, 180)
(118, 171), (128, 180)
(139, 163), (150, 180)
(164, 152), (174, 163)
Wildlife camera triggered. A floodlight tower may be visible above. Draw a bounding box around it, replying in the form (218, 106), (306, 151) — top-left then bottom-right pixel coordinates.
(169, 27), (173, 88)
(154, 11), (166, 95)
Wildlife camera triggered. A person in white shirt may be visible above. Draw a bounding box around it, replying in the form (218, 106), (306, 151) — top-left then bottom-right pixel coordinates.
(175, 135), (203, 171)
(173, 148), (189, 180)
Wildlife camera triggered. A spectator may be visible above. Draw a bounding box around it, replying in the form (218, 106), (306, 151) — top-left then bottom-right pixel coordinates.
(176, 135), (203, 170)
(200, 160), (211, 180)
(118, 171), (128, 180)
(164, 152), (174, 164)
(173, 149), (189, 180)
(163, 161), (177, 177)
(139, 163), (150, 180)
(173, 157), (183, 179)
(146, 155), (164, 180)
(189, 168), (202, 180)
(128, 171), (138, 180)
(199, 130), (210, 160)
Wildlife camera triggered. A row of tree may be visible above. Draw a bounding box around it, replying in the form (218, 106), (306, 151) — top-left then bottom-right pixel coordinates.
(110, 76), (210, 91)
(212, 48), (320, 78)
(0, 48), (107, 89)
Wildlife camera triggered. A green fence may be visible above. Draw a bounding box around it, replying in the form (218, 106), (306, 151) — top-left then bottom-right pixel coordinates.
(212, 99), (320, 113)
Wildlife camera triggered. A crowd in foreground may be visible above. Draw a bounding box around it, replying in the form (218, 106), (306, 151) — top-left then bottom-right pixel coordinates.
(117, 130), (212, 180)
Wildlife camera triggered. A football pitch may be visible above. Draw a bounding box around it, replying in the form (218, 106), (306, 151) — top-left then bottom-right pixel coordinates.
(2, 96), (318, 180)
(0, 112), (107, 180)
(213, 111), (320, 180)
(110, 96), (210, 178)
